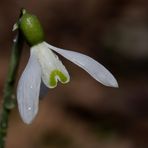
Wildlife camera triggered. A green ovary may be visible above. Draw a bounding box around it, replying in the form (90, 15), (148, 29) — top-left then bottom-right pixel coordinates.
(20, 12), (44, 46)
(49, 70), (69, 87)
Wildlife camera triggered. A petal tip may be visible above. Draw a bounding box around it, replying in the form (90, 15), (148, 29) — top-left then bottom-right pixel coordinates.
(107, 78), (119, 88)
(22, 118), (33, 124)
(111, 81), (119, 88)
(19, 108), (38, 124)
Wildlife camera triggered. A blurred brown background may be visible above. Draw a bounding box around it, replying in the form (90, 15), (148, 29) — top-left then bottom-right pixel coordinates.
(0, 0), (148, 148)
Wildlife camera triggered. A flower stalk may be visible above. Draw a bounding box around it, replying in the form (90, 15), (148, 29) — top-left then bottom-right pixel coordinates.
(0, 10), (24, 148)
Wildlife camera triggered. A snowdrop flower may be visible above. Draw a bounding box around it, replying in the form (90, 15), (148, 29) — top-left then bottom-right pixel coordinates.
(16, 10), (118, 124)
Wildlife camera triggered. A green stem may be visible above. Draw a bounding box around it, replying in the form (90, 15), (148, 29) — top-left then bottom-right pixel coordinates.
(0, 12), (24, 148)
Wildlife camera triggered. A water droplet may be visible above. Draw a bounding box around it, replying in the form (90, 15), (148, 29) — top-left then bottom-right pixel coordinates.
(28, 107), (31, 111)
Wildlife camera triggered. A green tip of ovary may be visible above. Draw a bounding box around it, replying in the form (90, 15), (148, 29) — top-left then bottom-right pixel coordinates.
(49, 70), (69, 87)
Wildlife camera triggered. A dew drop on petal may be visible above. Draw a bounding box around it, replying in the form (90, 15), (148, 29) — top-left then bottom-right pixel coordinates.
(28, 107), (32, 111)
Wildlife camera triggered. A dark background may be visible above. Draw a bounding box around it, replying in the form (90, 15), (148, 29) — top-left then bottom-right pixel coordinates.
(0, 0), (148, 148)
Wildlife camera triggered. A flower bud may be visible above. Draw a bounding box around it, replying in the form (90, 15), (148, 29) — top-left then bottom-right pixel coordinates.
(20, 12), (44, 46)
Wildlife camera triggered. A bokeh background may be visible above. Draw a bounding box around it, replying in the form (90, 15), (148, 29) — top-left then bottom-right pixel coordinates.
(0, 0), (148, 148)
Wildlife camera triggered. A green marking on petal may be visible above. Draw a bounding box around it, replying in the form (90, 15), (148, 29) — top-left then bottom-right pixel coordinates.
(49, 70), (69, 87)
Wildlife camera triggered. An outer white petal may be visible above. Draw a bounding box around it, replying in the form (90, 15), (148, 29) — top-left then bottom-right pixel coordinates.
(44, 42), (118, 87)
(31, 43), (70, 88)
(17, 50), (41, 124)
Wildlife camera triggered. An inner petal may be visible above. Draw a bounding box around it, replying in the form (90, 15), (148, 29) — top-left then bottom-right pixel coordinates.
(31, 43), (70, 88)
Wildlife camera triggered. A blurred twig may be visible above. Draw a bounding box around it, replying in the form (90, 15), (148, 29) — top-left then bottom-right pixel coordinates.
(0, 10), (24, 148)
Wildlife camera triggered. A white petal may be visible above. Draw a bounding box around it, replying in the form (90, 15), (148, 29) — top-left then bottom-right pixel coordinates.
(17, 50), (41, 124)
(31, 43), (70, 88)
(44, 42), (118, 87)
